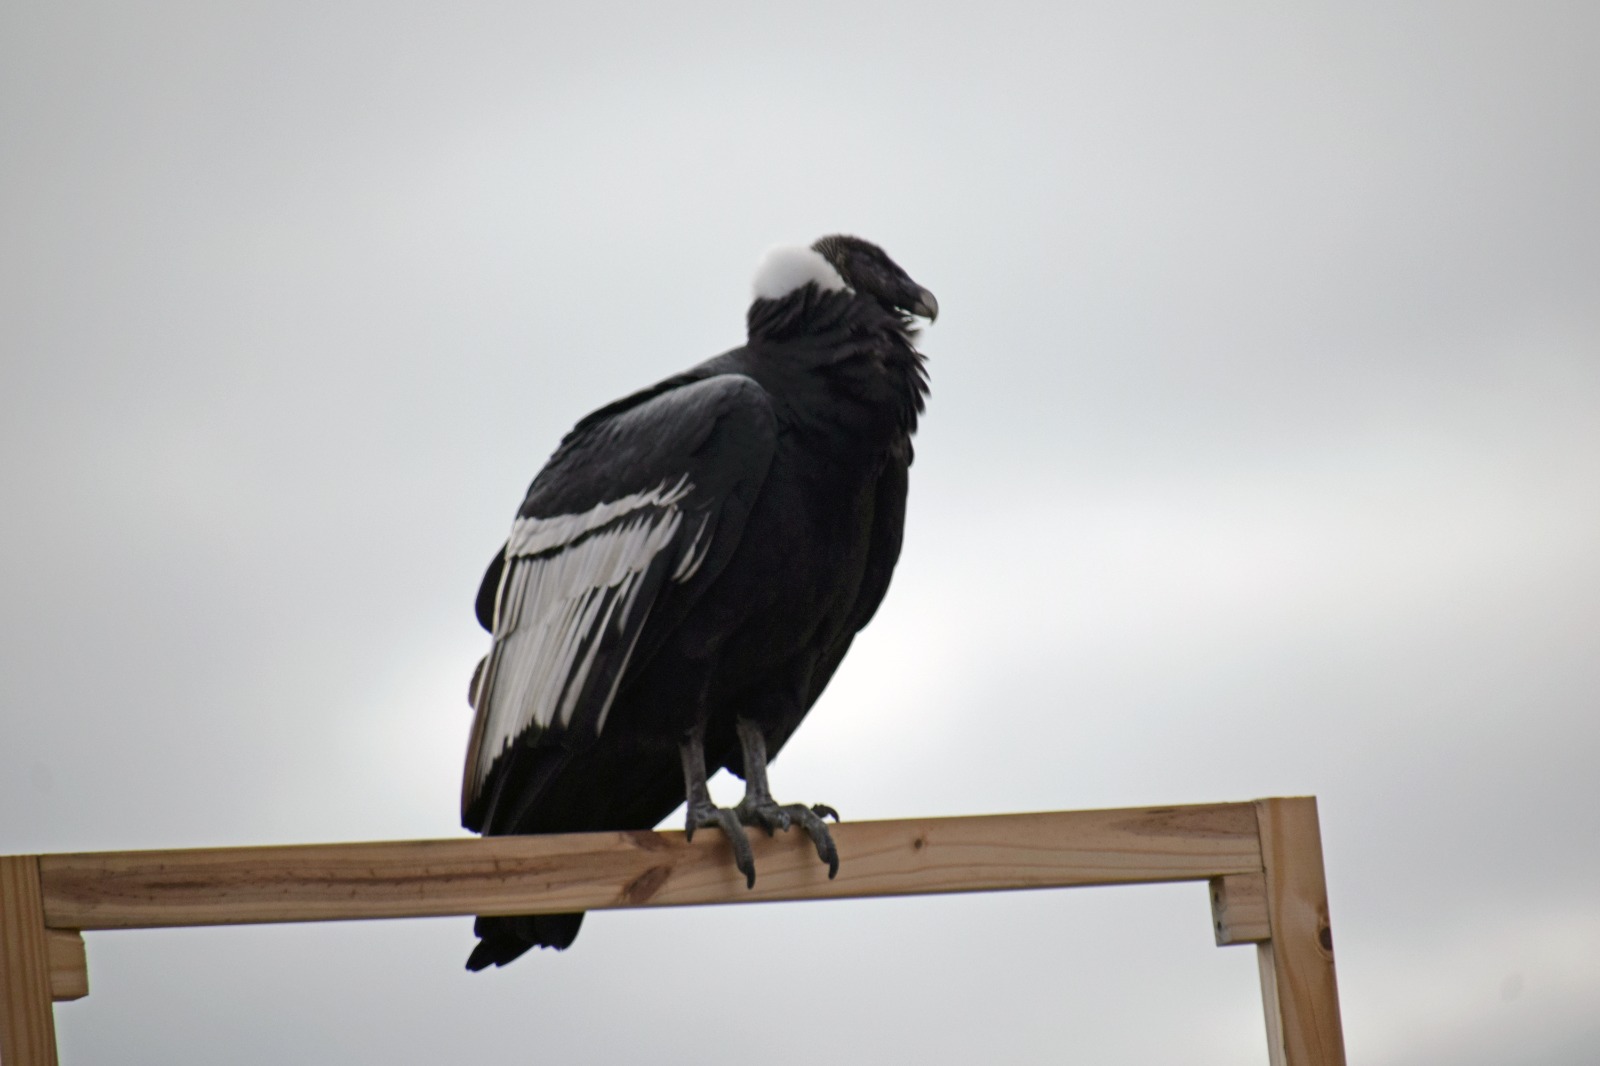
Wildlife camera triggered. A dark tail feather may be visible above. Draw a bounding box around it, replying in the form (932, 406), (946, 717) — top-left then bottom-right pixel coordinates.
(465, 912), (586, 970)
(464, 742), (686, 970)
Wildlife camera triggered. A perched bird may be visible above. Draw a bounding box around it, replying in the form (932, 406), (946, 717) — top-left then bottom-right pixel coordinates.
(462, 235), (934, 969)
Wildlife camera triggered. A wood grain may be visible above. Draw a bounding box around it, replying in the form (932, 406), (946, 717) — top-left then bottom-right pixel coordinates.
(44, 934), (85, 1004)
(1254, 798), (1346, 1066)
(38, 804), (1261, 931)
(1210, 871), (1270, 945)
(0, 855), (59, 1066)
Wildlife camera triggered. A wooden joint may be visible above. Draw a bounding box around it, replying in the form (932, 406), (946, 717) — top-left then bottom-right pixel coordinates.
(46, 931), (87, 1003)
(1210, 871), (1270, 945)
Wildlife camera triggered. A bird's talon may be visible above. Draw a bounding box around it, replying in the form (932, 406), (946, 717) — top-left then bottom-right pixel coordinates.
(719, 809), (757, 888)
(781, 803), (840, 875)
(686, 803), (759, 887)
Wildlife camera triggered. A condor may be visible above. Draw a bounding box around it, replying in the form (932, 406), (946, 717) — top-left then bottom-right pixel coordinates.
(463, 235), (934, 969)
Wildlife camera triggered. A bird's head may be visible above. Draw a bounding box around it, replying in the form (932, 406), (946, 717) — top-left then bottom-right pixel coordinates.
(810, 235), (938, 323)
(748, 235), (937, 333)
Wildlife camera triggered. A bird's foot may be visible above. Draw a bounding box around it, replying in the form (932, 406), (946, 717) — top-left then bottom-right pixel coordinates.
(685, 799), (756, 889)
(734, 798), (841, 879)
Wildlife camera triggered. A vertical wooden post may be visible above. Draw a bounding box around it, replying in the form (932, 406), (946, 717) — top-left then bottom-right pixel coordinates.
(1253, 798), (1345, 1066)
(0, 856), (59, 1066)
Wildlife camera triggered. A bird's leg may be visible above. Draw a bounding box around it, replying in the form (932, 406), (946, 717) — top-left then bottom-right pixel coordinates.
(679, 727), (756, 888)
(731, 719), (787, 831)
(732, 719), (840, 879)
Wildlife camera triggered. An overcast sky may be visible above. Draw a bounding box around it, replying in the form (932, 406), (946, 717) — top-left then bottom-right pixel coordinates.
(2, 3), (1597, 1063)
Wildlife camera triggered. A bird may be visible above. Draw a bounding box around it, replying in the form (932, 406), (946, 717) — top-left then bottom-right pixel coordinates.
(461, 234), (934, 969)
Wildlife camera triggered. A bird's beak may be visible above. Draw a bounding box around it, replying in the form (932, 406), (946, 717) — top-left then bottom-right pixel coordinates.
(910, 286), (939, 322)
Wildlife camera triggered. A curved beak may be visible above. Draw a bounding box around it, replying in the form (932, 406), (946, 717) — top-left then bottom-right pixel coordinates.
(910, 286), (939, 322)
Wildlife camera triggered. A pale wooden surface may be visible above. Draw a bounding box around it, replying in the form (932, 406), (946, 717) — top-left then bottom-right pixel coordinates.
(44, 934), (85, 1004)
(39, 804), (1262, 931)
(0, 855), (59, 1066)
(1210, 871), (1271, 945)
(6, 799), (1350, 1065)
(1258, 939), (1289, 1065)
(1254, 798), (1346, 1066)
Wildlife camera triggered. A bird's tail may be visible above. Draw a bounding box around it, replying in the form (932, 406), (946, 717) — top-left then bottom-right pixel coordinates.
(462, 738), (687, 970)
(465, 912), (586, 970)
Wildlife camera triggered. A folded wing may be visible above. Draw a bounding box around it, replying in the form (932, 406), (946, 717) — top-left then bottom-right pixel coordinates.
(463, 373), (775, 829)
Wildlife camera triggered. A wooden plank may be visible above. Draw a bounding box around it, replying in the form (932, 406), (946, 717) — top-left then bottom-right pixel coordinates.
(0, 855), (59, 1066)
(1257, 939), (1288, 1066)
(45, 933), (86, 1004)
(1254, 798), (1346, 1066)
(39, 804), (1262, 931)
(1209, 871), (1270, 945)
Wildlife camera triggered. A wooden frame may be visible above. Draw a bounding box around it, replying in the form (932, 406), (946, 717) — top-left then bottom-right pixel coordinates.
(1, 797), (1344, 1064)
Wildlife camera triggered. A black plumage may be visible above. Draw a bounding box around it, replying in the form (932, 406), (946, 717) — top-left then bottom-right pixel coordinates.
(462, 235), (934, 969)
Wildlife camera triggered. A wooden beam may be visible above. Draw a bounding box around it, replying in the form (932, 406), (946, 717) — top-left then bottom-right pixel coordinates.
(45, 934), (86, 1004)
(11, 799), (1351, 1062)
(0, 855), (58, 1066)
(1254, 798), (1346, 1066)
(1209, 871), (1270, 945)
(38, 804), (1262, 931)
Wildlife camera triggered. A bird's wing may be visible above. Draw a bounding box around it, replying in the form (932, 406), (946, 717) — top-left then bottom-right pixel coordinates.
(471, 366), (717, 634)
(462, 373), (775, 829)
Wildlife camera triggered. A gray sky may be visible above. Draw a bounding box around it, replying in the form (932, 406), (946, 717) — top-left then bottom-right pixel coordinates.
(3, 2), (1597, 1062)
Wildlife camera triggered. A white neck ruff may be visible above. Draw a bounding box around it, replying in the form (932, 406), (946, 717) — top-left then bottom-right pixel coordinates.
(750, 246), (848, 301)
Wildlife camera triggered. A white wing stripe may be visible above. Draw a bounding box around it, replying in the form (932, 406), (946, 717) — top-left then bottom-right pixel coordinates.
(504, 478), (691, 559)
(672, 513), (713, 582)
(469, 487), (691, 801)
